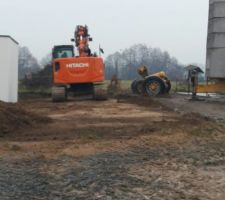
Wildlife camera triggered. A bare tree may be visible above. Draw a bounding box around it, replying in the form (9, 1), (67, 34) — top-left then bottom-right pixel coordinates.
(40, 53), (52, 67)
(105, 44), (185, 81)
(19, 46), (41, 79)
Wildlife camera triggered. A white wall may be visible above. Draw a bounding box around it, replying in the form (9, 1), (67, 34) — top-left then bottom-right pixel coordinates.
(0, 36), (18, 103)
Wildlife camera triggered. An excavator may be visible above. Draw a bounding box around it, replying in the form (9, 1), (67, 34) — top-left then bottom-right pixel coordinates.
(131, 65), (171, 96)
(51, 25), (106, 102)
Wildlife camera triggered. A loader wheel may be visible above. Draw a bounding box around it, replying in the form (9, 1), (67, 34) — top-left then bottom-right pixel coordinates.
(165, 80), (171, 93)
(143, 76), (165, 96)
(52, 86), (67, 102)
(131, 80), (144, 95)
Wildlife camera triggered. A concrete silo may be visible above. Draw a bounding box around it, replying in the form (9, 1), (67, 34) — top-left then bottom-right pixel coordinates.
(206, 0), (225, 79)
(197, 0), (225, 93)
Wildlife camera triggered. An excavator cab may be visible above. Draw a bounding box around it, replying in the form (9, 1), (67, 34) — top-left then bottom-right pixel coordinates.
(52, 45), (74, 59)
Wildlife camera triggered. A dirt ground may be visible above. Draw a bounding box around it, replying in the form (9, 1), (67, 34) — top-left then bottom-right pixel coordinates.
(157, 94), (225, 123)
(0, 95), (225, 200)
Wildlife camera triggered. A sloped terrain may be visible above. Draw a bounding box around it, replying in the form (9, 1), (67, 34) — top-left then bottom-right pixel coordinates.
(0, 101), (51, 136)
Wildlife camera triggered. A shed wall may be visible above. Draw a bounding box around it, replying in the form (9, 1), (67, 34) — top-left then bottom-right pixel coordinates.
(0, 37), (18, 103)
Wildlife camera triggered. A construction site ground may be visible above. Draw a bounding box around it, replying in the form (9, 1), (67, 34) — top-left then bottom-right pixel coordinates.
(0, 94), (225, 200)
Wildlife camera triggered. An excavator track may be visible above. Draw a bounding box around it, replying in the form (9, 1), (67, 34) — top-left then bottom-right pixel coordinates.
(52, 86), (67, 102)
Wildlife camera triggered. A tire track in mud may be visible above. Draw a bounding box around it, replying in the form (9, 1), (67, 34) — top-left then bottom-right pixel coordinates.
(1, 139), (224, 200)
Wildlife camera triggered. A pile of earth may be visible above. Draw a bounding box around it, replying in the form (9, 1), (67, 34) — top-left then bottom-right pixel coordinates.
(0, 101), (51, 136)
(182, 112), (212, 124)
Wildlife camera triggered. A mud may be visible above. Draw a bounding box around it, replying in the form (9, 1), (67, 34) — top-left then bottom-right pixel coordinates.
(157, 93), (225, 122)
(0, 96), (224, 199)
(0, 101), (51, 136)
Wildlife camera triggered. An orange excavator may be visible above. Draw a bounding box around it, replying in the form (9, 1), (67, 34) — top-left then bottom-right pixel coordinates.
(51, 25), (105, 101)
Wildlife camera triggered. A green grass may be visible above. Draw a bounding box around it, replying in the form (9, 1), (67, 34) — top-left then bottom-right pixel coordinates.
(120, 80), (132, 90)
(18, 79), (189, 98)
(171, 81), (189, 93)
(19, 86), (51, 94)
(107, 80), (189, 93)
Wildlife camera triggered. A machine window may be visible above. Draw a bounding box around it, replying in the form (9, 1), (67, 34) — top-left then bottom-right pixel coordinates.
(56, 50), (73, 58)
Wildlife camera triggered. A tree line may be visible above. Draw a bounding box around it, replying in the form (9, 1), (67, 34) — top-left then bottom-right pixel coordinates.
(105, 44), (185, 81)
(19, 43), (188, 88)
(19, 46), (51, 80)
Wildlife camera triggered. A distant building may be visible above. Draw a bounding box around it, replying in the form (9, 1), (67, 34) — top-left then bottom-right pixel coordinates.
(206, 0), (225, 79)
(0, 35), (19, 103)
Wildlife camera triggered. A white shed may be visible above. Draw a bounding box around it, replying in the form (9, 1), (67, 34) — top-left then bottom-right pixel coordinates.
(0, 35), (19, 103)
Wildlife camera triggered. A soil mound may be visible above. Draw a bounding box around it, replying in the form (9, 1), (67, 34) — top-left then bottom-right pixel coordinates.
(182, 112), (211, 124)
(0, 101), (51, 135)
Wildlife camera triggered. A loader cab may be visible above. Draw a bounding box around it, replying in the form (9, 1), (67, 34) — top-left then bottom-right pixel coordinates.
(52, 45), (74, 59)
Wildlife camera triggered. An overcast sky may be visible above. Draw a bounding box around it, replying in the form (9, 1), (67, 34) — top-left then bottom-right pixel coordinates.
(0, 0), (209, 65)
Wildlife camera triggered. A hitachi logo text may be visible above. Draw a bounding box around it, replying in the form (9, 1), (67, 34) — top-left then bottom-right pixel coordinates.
(66, 63), (89, 68)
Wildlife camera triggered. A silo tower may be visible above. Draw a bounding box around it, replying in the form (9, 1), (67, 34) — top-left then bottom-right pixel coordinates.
(197, 0), (225, 93)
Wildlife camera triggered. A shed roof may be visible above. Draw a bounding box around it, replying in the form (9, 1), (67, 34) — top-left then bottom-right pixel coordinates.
(0, 35), (19, 45)
(185, 65), (204, 73)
